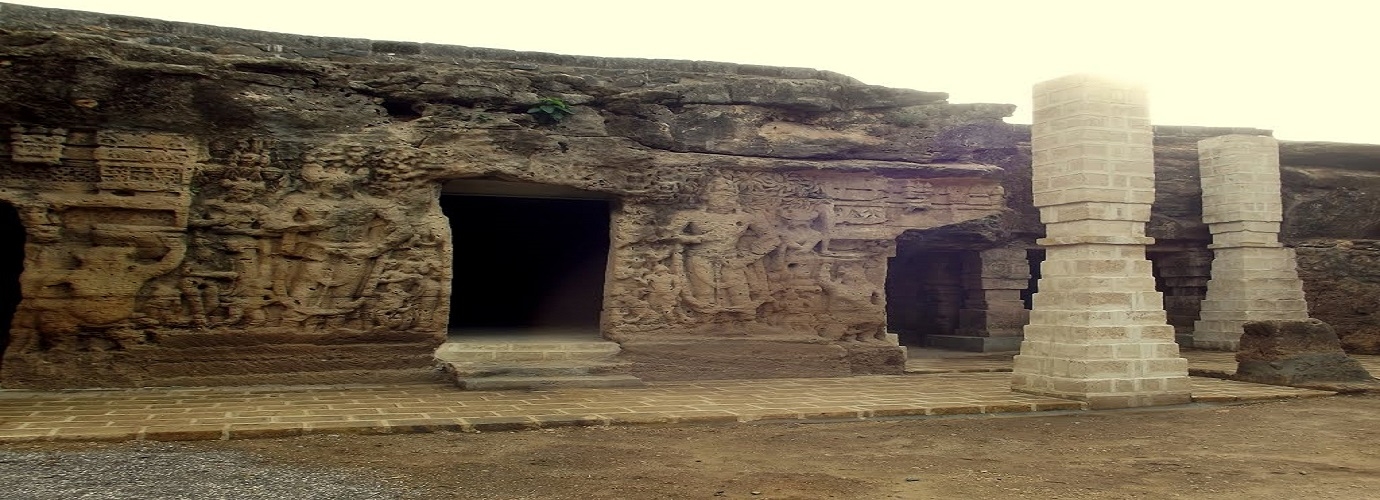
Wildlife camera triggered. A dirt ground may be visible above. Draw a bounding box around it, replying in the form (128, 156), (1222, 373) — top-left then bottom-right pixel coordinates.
(6, 395), (1380, 499)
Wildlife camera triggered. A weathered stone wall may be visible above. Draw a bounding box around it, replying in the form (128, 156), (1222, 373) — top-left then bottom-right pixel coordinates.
(1279, 143), (1380, 354)
(2, 4), (1379, 389)
(0, 4), (1017, 388)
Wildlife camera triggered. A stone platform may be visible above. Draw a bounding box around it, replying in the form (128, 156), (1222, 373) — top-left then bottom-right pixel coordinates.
(0, 352), (1341, 443)
(437, 332), (644, 390)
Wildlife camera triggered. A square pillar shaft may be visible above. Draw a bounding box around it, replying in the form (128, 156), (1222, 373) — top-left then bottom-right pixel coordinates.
(1012, 74), (1191, 409)
(953, 248), (1031, 351)
(1192, 135), (1309, 350)
(1153, 247), (1213, 345)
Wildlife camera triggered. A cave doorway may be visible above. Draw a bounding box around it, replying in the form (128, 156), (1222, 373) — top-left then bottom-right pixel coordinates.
(0, 202), (24, 373)
(440, 180), (611, 339)
(885, 250), (968, 346)
(1022, 249), (1044, 309)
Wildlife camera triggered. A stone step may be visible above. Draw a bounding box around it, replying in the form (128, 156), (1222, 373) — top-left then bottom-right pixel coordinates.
(444, 359), (632, 378)
(437, 340), (621, 352)
(434, 341), (621, 363)
(454, 374), (646, 391)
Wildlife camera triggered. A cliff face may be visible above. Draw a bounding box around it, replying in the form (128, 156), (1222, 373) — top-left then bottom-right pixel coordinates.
(1, 5), (1377, 389)
(0, 4), (1022, 388)
(1279, 143), (1380, 354)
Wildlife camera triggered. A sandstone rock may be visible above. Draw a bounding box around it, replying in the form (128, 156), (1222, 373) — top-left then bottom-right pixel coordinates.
(1294, 242), (1380, 354)
(0, 4), (1009, 388)
(1340, 326), (1380, 354)
(1235, 319), (1374, 385)
(4, 3), (1380, 389)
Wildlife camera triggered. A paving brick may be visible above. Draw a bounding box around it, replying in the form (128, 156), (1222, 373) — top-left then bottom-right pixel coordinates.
(736, 411), (805, 422)
(466, 416), (539, 432)
(530, 414), (609, 428)
(65, 414), (155, 422)
(327, 403), (400, 410)
(667, 412), (740, 425)
(0, 429), (53, 441)
(142, 425), (227, 441)
(304, 420), (392, 435)
(927, 405), (984, 416)
(272, 415), (353, 424)
(233, 410), (309, 417)
(1032, 401), (1087, 411)
(221, 423), (301, 439)
(798, 409), (865, 420)
(863, 407), (931, 418)
(383, 418), (467, 433)
(304, 409), (383, 417)
(607, 413), (676, 425)
(192, 417), (276, 425)
(48, 428), (141, 442)
(982, 402), (1037, 413)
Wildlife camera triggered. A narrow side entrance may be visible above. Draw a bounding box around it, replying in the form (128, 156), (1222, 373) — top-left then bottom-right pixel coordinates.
(888, 226), (1038, 352)
(885, 250), (966, 346)
(0, 202), (24, 372)
(440, 180), (611, 338)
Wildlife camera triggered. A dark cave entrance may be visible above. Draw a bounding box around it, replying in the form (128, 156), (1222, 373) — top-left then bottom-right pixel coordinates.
(1023, 249), (1044, 309)
(440, 180), (611, 338)
(0, 202), (24, 372)
(885, 223), (1037, 351)
(885, 250), (968, 347)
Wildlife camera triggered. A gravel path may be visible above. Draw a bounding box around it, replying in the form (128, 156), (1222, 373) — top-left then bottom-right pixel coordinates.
(0, 442), (422, 499)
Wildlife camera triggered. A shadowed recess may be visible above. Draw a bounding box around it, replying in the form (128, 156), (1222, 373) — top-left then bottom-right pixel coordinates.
(0, 202), (23, 372)
(440, 194), (610, 331)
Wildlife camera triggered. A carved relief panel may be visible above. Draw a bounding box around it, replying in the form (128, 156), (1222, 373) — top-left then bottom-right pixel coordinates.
(603, 168), (1003, 344)
(4, 127), (196, 350)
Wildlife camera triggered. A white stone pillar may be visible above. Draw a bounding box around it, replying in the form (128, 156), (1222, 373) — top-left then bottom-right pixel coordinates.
(1011, 74), (1191, 409)
(1192, 135), (1309, 350)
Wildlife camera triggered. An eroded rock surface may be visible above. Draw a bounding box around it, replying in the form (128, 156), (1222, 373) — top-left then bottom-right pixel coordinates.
(2, 4), (1380, 389)
(1235, 319), (1374, 386)
(0, 4), (1017, 388)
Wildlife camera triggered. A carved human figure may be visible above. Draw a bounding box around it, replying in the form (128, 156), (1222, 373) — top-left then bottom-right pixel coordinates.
(775, 201), (829, 283)
(664, 178), (777, 316)
(264, 158), (412, 328)
(178, 241), (236, 327)
(770, 285), (824, 334)
(369, 280), (416, 330)
(186, 178), (274, 326)
(398, 258), (445, 328)
(818, 260), (886, 342)
(27, 231), (186, 342)
(636, 261), (688, 323)
(366, 257), (442, 330)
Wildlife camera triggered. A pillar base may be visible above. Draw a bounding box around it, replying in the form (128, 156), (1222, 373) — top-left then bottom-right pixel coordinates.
(1011, 384), (1193, 410)
(1192, 339), (1239, 351)
(1175, 333), (1196, 347)
(1013, 323), (1192, 409)
(922, 334), (1023, 352)
(1012, 348), (1192, 409)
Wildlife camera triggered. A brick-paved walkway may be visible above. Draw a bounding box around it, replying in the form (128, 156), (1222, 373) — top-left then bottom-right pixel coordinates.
(0, 367), (1335, 443)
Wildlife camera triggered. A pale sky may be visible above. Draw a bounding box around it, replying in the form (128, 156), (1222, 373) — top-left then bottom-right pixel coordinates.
(7, 0), (1378, 144)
